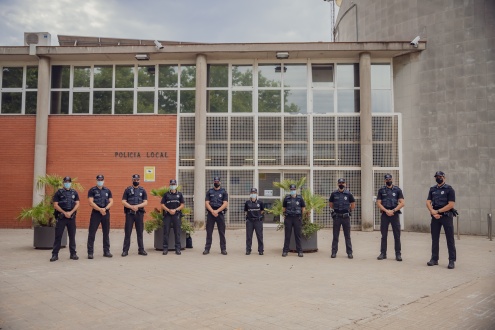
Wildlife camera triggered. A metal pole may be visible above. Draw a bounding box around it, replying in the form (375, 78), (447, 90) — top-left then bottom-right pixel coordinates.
(488, 213), (492, 241)
(457, 215), (460, 240)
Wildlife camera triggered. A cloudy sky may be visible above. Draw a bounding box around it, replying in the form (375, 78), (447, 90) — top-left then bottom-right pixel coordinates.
(0, 0), (339, 46)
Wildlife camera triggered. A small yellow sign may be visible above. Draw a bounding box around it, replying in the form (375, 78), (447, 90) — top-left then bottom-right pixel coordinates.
(144, 166), (155, 182)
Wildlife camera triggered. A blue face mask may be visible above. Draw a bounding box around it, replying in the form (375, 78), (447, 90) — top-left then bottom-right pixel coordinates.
(97, 181), (104, 187)
(250, 194), (257, 199)
(63, 182), (71, 189)
(170, 185), (177, 191)
(290, 190), (296, 196)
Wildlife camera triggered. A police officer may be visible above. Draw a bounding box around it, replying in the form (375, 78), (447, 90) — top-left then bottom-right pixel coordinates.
(376, 174), (405, 261)
(203, 177), (229, 255)
(87, 174), (113, 259)
(329, 178), (355, 259)
(50, 176), (80, 262)
(282, 184), (306, 257)
(121, 174), (148, 256)
(244, 188), (264, 255)
(160, 179), (185, 255)
(426, 171), (457, 269)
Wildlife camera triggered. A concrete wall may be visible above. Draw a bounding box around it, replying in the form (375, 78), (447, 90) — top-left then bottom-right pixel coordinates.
(3, 115), (177, 229)
(336, 0), (495, 234)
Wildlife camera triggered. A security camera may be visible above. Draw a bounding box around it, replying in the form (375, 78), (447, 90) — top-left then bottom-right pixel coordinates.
(154, 40), (164, 50)
(410, 36), (420, 47)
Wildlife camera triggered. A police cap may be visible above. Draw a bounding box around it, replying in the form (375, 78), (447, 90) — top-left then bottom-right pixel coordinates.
(289, 184), (296, 190)
(337, 178), (346, 183)
(132, 174), (140, 179)
(170, 179), (177, 185)
(434, 171), (445, 177)
(213, 176), (221, 182)
(384, 174), (392, 179)
(96, 174), (104, 180)
(250, 187), (258, 193)
(63, 176), (71, 182)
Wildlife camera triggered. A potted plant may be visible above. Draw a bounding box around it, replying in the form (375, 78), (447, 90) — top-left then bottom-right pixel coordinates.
(144, 186), (194, 250)
(17, 175), (84, 249)
(266, 177), (326, 252)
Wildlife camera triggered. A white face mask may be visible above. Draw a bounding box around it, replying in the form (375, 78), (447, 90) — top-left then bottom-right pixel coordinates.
(97, 181), (104, 187)
(250, 194), (257, 199)
(170, 185), (177, 190)
(290, 190), (296, 196)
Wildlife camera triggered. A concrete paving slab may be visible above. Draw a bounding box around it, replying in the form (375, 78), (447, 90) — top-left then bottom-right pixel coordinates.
(0, 228), (494, 329)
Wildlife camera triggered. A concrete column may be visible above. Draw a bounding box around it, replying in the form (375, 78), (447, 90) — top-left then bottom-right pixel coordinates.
(32, 57), (50, 206)
(359, 52), (373, 231)
(193, 54), (207, 226)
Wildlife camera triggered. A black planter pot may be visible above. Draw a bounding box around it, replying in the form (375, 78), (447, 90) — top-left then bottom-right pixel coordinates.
(153, 227), (187, 250)
(289, 231), (318, 252)
(33, 226), (67, 249)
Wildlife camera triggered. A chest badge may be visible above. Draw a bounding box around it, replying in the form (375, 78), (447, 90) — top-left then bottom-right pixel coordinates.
(296, 201), (299, 205)
(139, 193), (142, 196)
(441, 191), (444, 195)
(392, 193), (396, 196)
(344, 197), (347, 200)
(72, 195), (75, 199)
(219, 194), (222, 198)
(106, 193), (108, 197)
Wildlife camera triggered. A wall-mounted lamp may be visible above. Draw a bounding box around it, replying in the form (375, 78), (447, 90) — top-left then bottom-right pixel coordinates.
(276, 51), (289, 59)
(135, 54), (150, 61)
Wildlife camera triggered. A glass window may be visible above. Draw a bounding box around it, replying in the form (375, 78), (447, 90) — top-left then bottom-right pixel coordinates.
(180, 65), (196, 88)
(72, 92), (90, 113)
(2, 67), (23, 88)
(208, 65), (228, 87)
(337, 64), (359, 88)
(94, 66), (113, 88)
(137, 91), (154, 113)
(207, 90), (228, 113)
(50, 91), (69, 114)
(337, 90), (360, 113)
(25, 91), (37, 114)
(232, 91), (252, 113)
(371, 64), (391, 89)
(258, 64), (281, 87)
(114, 91), (133, 114)
(115, 65), (134, 88)
(312, 64), (334, 87)
(284, 117), (307, 141)
(372, 90), (392, 113)
(93, 91), (112, 114)
(284, 64), (307, 88)
(158, 90), (177, 114)
(51, 66), (70, 88)
(284, 89), (307, 114)
(158, 65), (178, 88)
(232, 65), (253, 87)
(180, 90), (195, 113)
(313, 90), (334, 113)
(258, 90), (281, 113)
(137, 66), (155, 88)
(1, 92), (22, 113)
(73, 66), (90, 88)
(26, 66), (38, 89)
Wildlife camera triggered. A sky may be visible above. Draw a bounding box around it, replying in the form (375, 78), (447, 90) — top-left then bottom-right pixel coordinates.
(0, 0), (339, 46)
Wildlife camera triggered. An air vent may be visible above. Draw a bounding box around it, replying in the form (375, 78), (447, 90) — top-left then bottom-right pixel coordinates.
(24, 32), (51, 46)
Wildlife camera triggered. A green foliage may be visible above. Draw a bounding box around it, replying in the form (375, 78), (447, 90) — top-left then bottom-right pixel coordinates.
(145, 186), (194, 234)
(17, 175), (84, 227)
(266, 177), (326, 239)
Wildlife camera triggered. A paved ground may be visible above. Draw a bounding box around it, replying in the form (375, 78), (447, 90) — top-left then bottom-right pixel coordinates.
(0, 228), (494, 330)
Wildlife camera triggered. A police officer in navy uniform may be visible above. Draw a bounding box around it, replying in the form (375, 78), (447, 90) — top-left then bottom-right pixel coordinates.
(160, 179), (185, 255)
(50, 176), (80, 262)
(87, 174), (113, 259)
(282, 184), (306, 257)
(376, 174), (405, 261)
(203, 177), (229, 255)
(329, 178), (355, 259)
(244, 188), (264, 255)
(426, 171), (457, 269)
(121, 174), (148, 256)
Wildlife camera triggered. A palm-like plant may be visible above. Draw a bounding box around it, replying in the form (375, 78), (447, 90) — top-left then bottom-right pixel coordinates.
(18, 175), (84, 227)
(144, 186), (194, 234)
(266, 177), (326, 238)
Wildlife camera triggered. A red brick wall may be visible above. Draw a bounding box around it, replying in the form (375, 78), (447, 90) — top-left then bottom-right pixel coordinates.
(0, 116), (36, 228)
(0, 115), (177, 229)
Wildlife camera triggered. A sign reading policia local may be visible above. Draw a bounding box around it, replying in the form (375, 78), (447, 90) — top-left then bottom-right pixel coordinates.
(114, 151), (168, 158)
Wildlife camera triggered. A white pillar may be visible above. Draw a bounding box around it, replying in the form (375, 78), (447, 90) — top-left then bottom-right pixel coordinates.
(32, 57), (50, 206)
(359, 52), (374, 231)
(194, 54), (207, 226)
